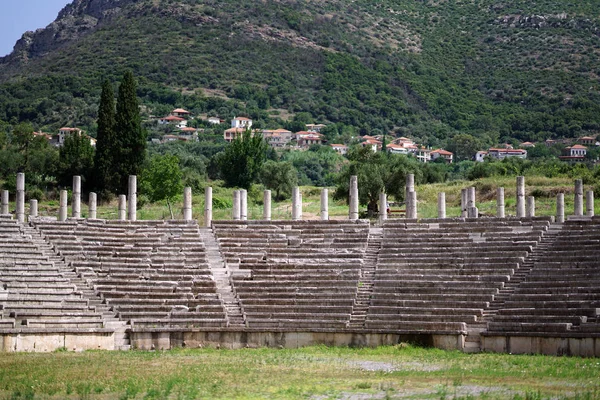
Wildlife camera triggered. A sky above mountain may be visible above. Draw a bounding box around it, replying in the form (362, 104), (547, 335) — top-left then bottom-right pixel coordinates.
(0, 0), (70, 56)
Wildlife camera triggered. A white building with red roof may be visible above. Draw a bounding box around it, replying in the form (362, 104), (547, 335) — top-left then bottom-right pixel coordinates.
(430, 149), (453, 163)
(231, 116), (253, 129)
(171, 108), (191, 118)
(488, 148), (527, 160)
(158, 115), (187, 128)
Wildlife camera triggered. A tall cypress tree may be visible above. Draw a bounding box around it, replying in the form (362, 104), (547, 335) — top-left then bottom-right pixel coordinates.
(93, 80), (117, 197)
(115, 70), (146, 193)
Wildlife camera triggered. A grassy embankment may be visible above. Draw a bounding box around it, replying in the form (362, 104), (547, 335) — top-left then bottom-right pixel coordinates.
(1, 345), (599, 399)
(12, 176), (597, 222)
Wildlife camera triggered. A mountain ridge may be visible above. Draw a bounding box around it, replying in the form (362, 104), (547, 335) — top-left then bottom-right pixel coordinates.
(0, 0), (599, 146)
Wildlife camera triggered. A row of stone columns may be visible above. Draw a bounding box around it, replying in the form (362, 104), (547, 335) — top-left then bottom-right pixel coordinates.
(2, 173), (596, 224)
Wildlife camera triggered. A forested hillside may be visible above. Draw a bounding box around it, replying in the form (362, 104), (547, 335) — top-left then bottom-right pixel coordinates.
(1, 0), (599, 147)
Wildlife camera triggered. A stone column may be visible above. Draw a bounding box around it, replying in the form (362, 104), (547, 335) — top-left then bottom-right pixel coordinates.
(556, 193), (565, 224)
(72, 176), (81, 219)
(437, 192), (446, 219)
(496, 187), (505, 218)
(460, 189), (467, 217)
(516, 176), (526, 218)
(405, 174), (415, 218)
(1, 190), (9, 215)
(240, 189), (248, 221)
(349, 175), (359, 220)
(88, 192), (97, 219)
(118, 195), (127, 221)
(586, 190), (594, 217)
(16, 173), (25, 223)
(321, 188), (329, 221)
(128, 175), (137, 221)
(467, 187), (478, 218)
(59, 190), (68, 222)
(263, 190), (271, 221)
(183, 187), (192, 221)
(405, 174), (414, 203)
(379, 192), (387, 224)
(574, 179), (584, 217)
(292, 187), (302, 221)
(232, 190), (241, 220)
(406, 191), (417, 219)
(526, 196), (535, 217)
(204, 187), (213, 227)
(29, 199), (38, 218)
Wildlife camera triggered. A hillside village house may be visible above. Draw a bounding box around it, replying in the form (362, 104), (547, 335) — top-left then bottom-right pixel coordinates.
(296, 131), (323, 148)
(171, 108), (191, 118)
(207, 117), (222, 125)
(263, 128), (293, 148)
(158, 115), (187, 128)
(520, 142), (535, 148)
(415, 147), (432, 163)
(430, 149), (453, 163)
(578, 136), (596, 146)
(224, 127), (246, 142)
(330, 144), (348, 155)
(231, 116), (252, 129)
(306, 124), (327, 133)
(223, 117), (254, 142)
(487, 148), (528, 160)
(58, 127), (96, 147)
(559, 144), (587, 162)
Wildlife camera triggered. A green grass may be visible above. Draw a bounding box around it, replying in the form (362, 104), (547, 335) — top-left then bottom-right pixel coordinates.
(1, 345), (599, 399)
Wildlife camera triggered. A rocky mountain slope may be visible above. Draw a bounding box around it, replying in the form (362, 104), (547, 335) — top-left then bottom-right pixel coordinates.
(1, 0), (599, 145)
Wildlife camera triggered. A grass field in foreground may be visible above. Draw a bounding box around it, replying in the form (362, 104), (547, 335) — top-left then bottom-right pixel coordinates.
(1, 345), (599, 399)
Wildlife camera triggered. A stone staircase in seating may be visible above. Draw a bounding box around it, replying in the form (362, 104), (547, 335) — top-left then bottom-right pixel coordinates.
(198, 227), (245, 327)
(348, 227), (381, 329)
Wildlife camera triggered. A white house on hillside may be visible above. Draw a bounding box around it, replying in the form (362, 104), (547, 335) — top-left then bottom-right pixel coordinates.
(232, 117), (252, 129)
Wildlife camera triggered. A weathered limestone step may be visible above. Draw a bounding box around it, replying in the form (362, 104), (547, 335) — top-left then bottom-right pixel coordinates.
(199, 227), (245, 327)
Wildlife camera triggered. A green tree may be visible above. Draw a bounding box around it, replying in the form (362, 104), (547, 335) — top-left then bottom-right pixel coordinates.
(218, 130), (268, 189)
(58, 132), (95, 187)
(334, 147), (423, 212)
(445, 133), (482, 162)
(142, 154), (183, 219)
(93, 80), (118, 197)
(260, 160), (298, 200)
(11, 122), (35, 172)
(115, 71), (146, 193)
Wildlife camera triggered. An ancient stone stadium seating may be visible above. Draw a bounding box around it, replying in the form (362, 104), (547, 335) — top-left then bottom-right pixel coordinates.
(1, 213), (599, 355)
(32, 219), (228, 334)
(0, 217), (117, 351)
(483, 217), (600, 356)
(213, 220), (370, 331)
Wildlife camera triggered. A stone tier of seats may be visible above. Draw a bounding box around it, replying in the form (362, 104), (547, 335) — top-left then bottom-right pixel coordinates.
(486, 217), (600, 336)
(367, 218), (551, 334)
(213, 220), (370, 330)
(33, 220), (227, 329)
(0, 218), (108, 332)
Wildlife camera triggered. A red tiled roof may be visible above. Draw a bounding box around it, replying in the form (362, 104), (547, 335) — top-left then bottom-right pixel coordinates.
(161, 116), (185, 121)
(431, 149), (453, 156)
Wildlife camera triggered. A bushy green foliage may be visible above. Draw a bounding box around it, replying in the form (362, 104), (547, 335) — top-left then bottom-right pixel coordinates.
(217, 130), (268, 189)
(58, 132), (94, 188)
(334, 147), (424, 209)
(260, 160), (298, 200)
(141, 154), (183, 218)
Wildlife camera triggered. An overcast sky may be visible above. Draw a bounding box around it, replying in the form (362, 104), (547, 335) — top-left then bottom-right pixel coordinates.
(0, 0), (71, 57)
